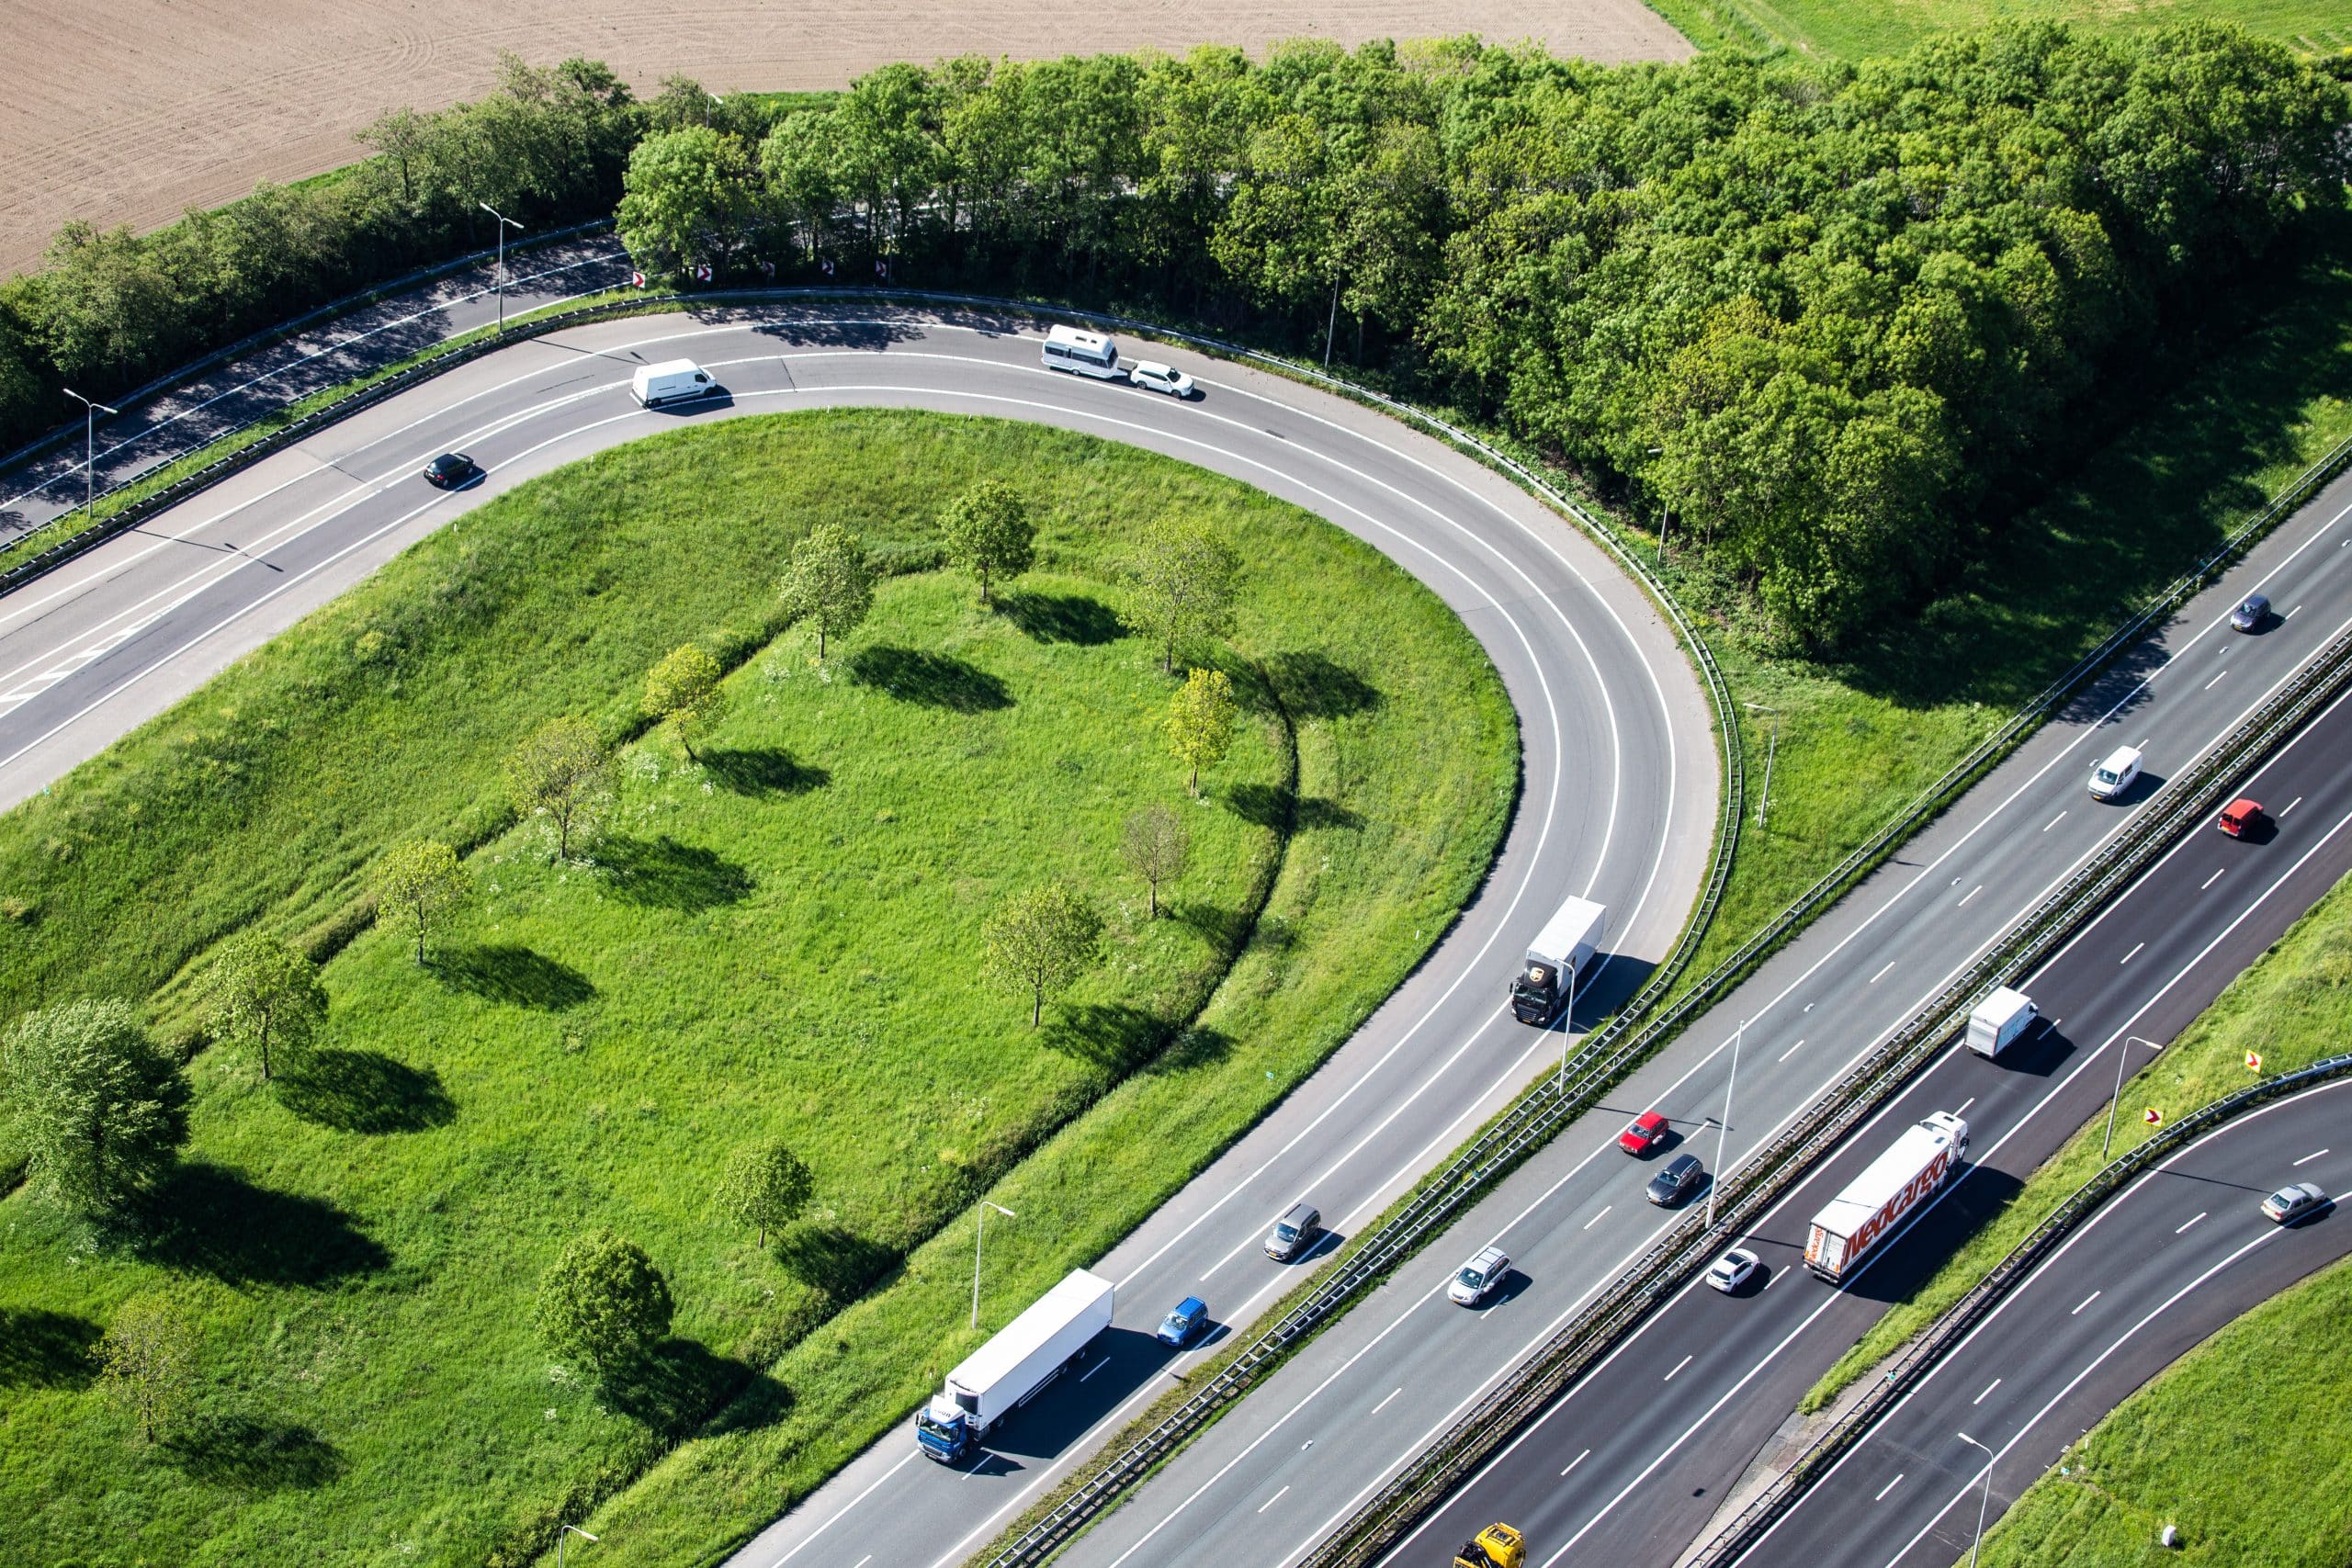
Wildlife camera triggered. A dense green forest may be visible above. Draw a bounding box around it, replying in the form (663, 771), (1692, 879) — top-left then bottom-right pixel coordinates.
(4, 28), (2347, 644)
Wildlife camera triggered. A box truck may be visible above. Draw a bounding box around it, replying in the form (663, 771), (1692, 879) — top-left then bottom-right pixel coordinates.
(1510, 897), (1606, 1025)
(914, 1269), (1114, 1463)
(1804, 1111), (1969, 1284)
(1966, 987), (2037, 1060)
(631, 359), (713, 407)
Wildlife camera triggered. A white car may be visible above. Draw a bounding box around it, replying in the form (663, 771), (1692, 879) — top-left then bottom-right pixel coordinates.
(1705, 1247), (1761, 1292)
(1129, 361), (1195, 398)
(2088, 744), (2143, 802)
(1448, 1244), (1511, 1305)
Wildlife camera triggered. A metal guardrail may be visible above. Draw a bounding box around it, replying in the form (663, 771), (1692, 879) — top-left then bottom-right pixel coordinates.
(1684, 1047), (2352, 1567)
(1301, 618), (2352, 1567)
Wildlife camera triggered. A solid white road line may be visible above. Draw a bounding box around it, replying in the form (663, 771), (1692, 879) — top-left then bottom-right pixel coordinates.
(1875, 1474), (1905, 1502)
(2176, 1213), (2206, 1234)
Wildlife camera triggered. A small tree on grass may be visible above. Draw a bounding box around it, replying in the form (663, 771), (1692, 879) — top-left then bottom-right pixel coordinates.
(714, 1139), (816, 1247)
(1121, 805), (1192, 919)
(1128, 519), (1240, 674)
(981, 884), (1104, 1028)
(374, 840), (471, 964)
(644, 645), (730, 762)
(198, 931), (326, 1082)
(96, 1292), (197, 1445)
(504, 716), (615, 861)
(4, 999), (190, 1222)
(1165, 668), (1238, 798)
(536, 1228), (674, 1374)
(939, 480), (1036, 606)
(777, 524), (876, 662)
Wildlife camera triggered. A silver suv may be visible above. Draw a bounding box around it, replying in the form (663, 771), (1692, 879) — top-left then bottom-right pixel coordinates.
(1265, 1201), (1321, 1261)
(1448, 1245), (1511, 1305)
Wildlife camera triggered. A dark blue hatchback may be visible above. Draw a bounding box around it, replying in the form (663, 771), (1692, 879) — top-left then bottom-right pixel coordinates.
(1157, 1296), (1208, 1348)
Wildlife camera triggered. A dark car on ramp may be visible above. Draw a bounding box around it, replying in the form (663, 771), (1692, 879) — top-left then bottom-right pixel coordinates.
(423, 452), (479, 489)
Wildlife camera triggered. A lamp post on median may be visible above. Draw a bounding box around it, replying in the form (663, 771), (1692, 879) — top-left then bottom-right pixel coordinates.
(1645, 447), (1672, 565)
(479, 202), (525, 334)
(61, 387), (118, 522)
(1706, 1018), (1746, 1230)
(1956, 1432), (1996, 1568)
(972, 1201), (1015, 1328)
(1747, 703), (1781, 833)
(2102, 1033), (2165, 1157)
(557, 1524), (599, 1568)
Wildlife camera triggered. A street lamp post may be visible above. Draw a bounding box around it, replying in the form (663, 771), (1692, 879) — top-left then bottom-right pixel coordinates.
(1705, 1018), (1746, 1230)
(972, 1201), (1015, 1328)
(1956, 1432), (1996, 1568)
(1747, 704), (1780, 832)
(479, 202), (526, 334)
(1644, 446), (1671, 565)
(558, 1524), (599, 1568)
(61, 387), (119, 522)
(2102, 1034), (2165, 1157)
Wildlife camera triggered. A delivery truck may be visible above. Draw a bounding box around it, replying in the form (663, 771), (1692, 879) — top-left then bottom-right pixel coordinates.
(1804, 1111), (1969, 1284)
(914, 1269), (1114, 1463)
(1966, 987), (2037, 1060)
(1510, 897), (1607, 1025)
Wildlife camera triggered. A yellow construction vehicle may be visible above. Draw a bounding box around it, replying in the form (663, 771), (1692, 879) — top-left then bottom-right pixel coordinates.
(1453, 1522), (1525, 1568)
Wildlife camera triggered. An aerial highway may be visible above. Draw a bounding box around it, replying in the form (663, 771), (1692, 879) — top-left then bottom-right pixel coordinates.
(1371, 660), (2352, 1568)
(1061, 461), (2352, 1568)
(0, 308), (1716, 1564)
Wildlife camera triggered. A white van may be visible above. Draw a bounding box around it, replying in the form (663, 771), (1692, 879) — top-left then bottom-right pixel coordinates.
(1966, 987), (2037, 1059)
(632, 359), (714, 408)
(2088, 744), (2143, 802)
(1041, 324), (1122, 379)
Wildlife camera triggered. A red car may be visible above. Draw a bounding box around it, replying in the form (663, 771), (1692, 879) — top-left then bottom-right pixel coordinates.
(2217, 798), (2266, 839)
(1619, 1111), (1670, 1156)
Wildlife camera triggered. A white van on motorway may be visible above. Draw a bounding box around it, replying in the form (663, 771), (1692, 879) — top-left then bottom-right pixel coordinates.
(632, 359), (714, 408)
(1041, 324), (1122, 379)
(2088, 744), (2143, 802)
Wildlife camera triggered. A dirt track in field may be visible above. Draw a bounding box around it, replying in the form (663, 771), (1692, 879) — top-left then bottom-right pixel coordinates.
(0, 1), (1690, 277)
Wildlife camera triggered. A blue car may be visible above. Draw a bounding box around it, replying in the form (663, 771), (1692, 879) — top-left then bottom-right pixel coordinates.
(1157, 1296), (1208, 1348)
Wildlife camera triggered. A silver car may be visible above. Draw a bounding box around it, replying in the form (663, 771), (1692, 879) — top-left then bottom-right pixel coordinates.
(1128, 360), (1196, 398)
(2261, 1181), (2327, 1224)
(1265, 1201), (1321, 1261)
(1449, 1244), (1511, 1305)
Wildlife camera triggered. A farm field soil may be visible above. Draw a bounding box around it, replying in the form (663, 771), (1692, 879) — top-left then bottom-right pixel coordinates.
(0, 0), (1690, 276)
(0, 410), (1516, 1566)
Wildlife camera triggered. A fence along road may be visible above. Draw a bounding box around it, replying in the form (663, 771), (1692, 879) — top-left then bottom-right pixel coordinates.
(0, 307), (1718, 1565)
(1048, 458), (2352, 1568)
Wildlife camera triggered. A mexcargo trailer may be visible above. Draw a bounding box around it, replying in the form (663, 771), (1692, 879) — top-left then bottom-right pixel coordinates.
(1510, 897), (1607, 1025)
(914, 1269), (1114, 1463)
(1804, 1111), (1969, 1284)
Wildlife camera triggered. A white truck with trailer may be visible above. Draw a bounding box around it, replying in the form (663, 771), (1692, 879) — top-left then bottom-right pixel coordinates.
(1804, 1111), (1969, 1283)
(1510, 897), (1607, 1025)
(914, 1269), (1114, 1463)
(1966, 987), (2037, 1060)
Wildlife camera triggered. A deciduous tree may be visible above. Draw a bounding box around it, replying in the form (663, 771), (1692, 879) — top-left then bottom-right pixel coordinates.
(96, 1292), (197, 1445)
(938, 480), (1036, 606)
(616, 126), (758, 275)
(536, 1228), (675, 1373)
(199, 931), (326, 1082)
(777, 524), (876, 662)
(1127, 519), (1240, 674)
(714, 1140), (817, 1247)
(981, 885), (1105, 1027)
(373, 840), (471, 964)
(1164, 668), (1238, 797)
(2, 998), (190, 1220)
(644, 644), (729, 762)
(504, 716), (615, 860)
(1120, 805), (1192, 919)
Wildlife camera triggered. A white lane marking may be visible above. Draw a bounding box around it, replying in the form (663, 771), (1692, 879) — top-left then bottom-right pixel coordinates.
(1562, 1449), (1590, 1477)
(1869, 962), (1894, 985)
(1664, 1354), (1693, 1382)
(1954, 1097), (1974, 1116)
(2293, 1147), (2330, 1167)
(2042, 810), (2067, 832)
(759, 1450), (920, 1568)
(1973, 1378), (2000, 1406)
(1875, 1473), (1905, 1502)
(1257, 1485), (1289, 1514)
(1779, 1038), (1806, 1063)
(853, 1557), (872, 1568)
(2176, 1212), (2207, 1234)
(2205, 670), (2228, 690)
(2289, 604), (2303, 617)
(2201, 867), (2225, 889)
(2283, 795), (2303, 816)
(1370, 1388), (1403, 1416)
(1078, 1359), (1108, 1382)
(2072, 1290), (2101, 1315)
(1583, 1205), (1611, 1231)
(1958, 885), (1982, 907)
(2120, 942), (2143, 964)
(1759, 1267), (1779, 1291)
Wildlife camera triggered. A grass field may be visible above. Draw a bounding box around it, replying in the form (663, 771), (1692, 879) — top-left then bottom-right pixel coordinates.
(1805, 859), (2352, 1414)
(1644, 0), (2352, 59)
(0, 410), (1515, 1566)
(1963, 1250), (2352, 1566)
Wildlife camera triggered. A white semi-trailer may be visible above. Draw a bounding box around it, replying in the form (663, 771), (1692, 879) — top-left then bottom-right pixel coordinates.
(915, 1269), (1114, 1463)
(1966, 987), (2037, 1059)
(1804, 1111), (1970, 1284)
(1510, 897), (1607, 1025)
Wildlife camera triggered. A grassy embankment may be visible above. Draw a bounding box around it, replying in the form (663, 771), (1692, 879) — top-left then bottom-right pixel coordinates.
(0, 409), (1515, 1566)
(1806, 860), (2352, 1414)
(1644, 0), (2352, 59)
(1965, 1250), (2352, 1567)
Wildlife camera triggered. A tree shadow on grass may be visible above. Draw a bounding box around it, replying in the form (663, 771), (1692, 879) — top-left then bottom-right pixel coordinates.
(999, 591), (1124, 646)
(277, 1050), (456, 1134)
(599, 834), (754, 911)
(704, 747), (830, 797)
(1171, 900), (1251, 953)
(166, 1414), (345, 1491)
(0, 1307), (99, 1389)
(602, 1338), (791, 1438)
(1267, 651), (1381, 720)
(1148, 1023), (1234, 1077)
(847, 646), (1012, 712)
(775, 1224), (899, 1301)
(131, 1164), (389, 1287)
(1042, 1002), (1170, 1073)
(430, 943), (595, 1010)
(1225, 782), (1363, 831)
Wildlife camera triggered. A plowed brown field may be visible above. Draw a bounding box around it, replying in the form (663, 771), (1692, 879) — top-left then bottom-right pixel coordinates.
(0, 1), (1690, 277)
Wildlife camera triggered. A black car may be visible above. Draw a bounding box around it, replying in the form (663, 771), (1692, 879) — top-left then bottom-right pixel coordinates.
(2230, 592), (2271, 632)
(1645, 1154), (1704, 1207)
(423, 452), (479, 489)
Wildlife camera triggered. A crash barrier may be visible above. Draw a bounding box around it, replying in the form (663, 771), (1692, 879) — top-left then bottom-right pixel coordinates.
(1682, 1048), (2352, 1567)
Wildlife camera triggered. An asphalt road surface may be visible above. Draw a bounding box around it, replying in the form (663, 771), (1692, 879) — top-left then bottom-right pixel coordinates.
(1747, 1077), (2350, 1568)
(0, 307), (1716, 1567)
(1371, 664), (2352, 1568)
(1061, 463), (2352, 1568)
